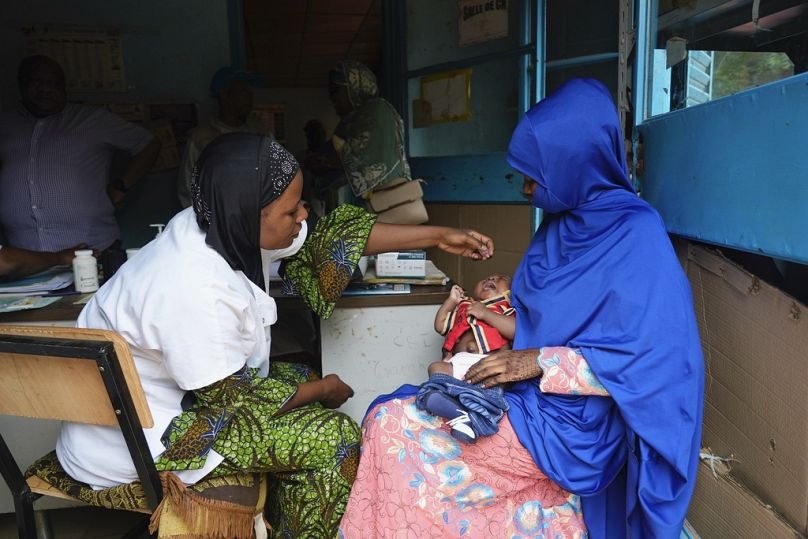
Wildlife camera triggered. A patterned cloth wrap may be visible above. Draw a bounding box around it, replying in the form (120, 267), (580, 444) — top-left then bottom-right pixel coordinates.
(441, 291), (515, 354)
(150, 357), (360, 539)
(415, 372), (509, 440)
(25, 452), (263, 539)
(282, 204), (377, 319)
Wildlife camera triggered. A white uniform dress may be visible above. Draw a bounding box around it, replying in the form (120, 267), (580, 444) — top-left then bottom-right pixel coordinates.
(56, 208), (306, 489)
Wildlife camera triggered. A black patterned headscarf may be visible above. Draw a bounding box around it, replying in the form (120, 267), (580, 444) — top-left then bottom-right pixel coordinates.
(192, 133), (299, 290)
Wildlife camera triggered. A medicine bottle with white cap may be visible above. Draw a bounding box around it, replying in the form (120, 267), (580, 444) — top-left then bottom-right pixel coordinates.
(72, 250), (99, 293)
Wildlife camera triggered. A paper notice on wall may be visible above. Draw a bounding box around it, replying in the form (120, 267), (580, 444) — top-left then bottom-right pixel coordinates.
(458, 0), (509, 47)
(421, 69), (471, 123)
(22, 25), (127, 92)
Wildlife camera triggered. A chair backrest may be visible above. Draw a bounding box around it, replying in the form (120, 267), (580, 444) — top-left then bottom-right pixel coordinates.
(0, 324), (162, 513)
(0, 325), (153, 428)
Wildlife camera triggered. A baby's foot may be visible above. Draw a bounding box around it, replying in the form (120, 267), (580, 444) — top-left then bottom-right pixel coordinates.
(423, 391), (476, 443)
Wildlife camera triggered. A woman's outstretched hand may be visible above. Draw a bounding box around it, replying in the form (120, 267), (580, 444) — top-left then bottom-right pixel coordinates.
(464, 349), (542, 388)
(364, 223), (493, 259)
(437, 229), (494, 260)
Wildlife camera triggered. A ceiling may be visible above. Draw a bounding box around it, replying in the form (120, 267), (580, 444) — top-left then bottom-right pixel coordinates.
(243, 0), (383, 88)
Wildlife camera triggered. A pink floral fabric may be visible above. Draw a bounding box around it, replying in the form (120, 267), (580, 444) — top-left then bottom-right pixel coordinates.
(538, 347), (609, 397)
(339, 397), (587, 538)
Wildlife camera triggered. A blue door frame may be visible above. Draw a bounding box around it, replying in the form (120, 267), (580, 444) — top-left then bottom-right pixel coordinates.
(383, 0), (543, 205)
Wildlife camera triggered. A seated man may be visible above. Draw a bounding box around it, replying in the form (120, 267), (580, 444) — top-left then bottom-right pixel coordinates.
(0, 55), (160, 253)
(0, 243), (81, 281)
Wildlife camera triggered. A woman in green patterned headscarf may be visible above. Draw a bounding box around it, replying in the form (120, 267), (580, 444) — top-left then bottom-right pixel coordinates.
(328, 60), (411, 197)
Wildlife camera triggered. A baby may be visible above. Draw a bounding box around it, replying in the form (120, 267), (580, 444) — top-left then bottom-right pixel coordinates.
(417, 273), (515, 442)
(434, 272), (515, 364)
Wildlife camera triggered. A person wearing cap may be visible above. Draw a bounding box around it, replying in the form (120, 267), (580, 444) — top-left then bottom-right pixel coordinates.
(0, 55), (161, 252)
(176, 66), (272, 207)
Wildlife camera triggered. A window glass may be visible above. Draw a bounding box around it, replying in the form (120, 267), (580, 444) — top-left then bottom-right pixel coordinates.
(647, 0), (804, 117)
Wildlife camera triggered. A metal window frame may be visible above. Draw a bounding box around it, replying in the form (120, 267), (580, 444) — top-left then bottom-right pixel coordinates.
(385, 0), (543, 204)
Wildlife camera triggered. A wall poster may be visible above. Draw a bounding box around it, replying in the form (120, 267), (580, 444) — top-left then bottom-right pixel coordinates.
(458, 0), (508, 47)
(22, 25), (127, 92)
(420, 69), (472, 124)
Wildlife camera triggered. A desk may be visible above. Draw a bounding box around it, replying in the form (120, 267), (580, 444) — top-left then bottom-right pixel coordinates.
(0, 285), (451, 324)
(0, 286), (449, 422)
(0, 285), (449, 513)
(321, 286), (447, 422)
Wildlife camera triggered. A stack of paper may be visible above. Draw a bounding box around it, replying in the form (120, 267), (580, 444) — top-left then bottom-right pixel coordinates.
(0, 267), (74, 296)
(342, 283), (411, 296)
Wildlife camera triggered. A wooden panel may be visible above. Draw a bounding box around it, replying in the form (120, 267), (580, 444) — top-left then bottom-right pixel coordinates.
(0, 326), (153, 428)
(459, 204), (532, 253)
(244, 0), (383, 87)
(306, 14), (366, 33)
(425, 204), (531, 289)
(0, 353), (118, 425)
(310, 0), (375, 15)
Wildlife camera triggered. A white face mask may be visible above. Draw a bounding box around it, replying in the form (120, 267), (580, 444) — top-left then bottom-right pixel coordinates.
(260, 219), (308, 289)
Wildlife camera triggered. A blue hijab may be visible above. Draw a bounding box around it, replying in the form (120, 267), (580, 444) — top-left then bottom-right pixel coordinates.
(505, 79), (704, 538)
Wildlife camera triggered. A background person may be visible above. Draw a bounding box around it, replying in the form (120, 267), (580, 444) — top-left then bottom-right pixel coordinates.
(58, 133), (493, 538)
(176, 66), (271, 208)
(0, 55), (160, 252)
(306, 60), (416, 218)
(340, 79), (704, 538)
(0, 243), (84, 281)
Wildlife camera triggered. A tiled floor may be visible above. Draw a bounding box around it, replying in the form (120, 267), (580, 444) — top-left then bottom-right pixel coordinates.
(0, 507), (147, 539)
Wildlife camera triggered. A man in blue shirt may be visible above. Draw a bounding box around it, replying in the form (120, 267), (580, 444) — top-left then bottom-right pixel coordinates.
(0, 55), (161, 252)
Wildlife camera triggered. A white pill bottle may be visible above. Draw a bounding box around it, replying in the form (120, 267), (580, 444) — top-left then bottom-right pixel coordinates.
(72, 249), (99, 292)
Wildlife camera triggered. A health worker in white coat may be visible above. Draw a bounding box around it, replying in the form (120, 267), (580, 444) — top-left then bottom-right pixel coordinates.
(57, 133), (494, 537)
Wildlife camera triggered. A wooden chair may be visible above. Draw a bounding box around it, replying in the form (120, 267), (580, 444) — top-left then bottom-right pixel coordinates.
(0, 325), (160, 538)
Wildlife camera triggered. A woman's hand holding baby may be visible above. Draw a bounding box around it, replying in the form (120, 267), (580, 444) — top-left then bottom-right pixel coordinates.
(464, 349), (542, 388)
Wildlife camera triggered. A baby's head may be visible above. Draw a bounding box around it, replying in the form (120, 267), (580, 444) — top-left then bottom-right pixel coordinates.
(472, 273), (511, 300)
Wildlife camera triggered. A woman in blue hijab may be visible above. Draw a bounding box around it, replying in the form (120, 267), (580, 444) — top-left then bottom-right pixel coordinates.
(340, 79), (703, 538)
